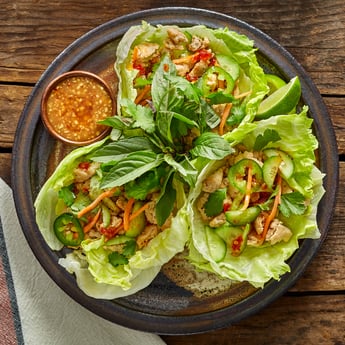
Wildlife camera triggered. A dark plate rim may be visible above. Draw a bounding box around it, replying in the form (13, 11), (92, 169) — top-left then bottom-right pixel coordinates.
(11, 7), (339, 335)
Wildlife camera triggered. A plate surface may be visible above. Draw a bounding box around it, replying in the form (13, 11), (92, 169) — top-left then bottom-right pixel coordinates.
(11, 7), (338, 334)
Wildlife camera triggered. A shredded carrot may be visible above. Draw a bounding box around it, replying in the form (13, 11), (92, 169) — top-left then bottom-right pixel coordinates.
(241, 165), (253, 210)
(135, 84), (151, 105)
(234, 90), (252, 99)
(123, 198), (135, 231)
(219, 103), (232, 136)
(83, 208), (101, 233)
(129, 202), (149, 221)
(172, 52), (198, 65)
(77, 187), (117, 219)
(109, 202), (150, 235)
(259, 175), (282, 244)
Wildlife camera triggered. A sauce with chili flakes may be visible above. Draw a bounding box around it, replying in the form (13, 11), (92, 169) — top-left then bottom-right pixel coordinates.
(45, 75), (113, 143)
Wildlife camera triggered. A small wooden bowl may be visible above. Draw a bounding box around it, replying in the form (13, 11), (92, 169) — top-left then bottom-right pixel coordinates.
(41, 71), (115, 146)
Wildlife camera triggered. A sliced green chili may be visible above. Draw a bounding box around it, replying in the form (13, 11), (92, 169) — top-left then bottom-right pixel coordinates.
(54, 213), (84, 246)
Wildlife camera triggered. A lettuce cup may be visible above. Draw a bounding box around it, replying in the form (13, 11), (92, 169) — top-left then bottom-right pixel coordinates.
(115, 22), (269, 133)
(187, 107), (325, 288)
(34, 139), (190, 299)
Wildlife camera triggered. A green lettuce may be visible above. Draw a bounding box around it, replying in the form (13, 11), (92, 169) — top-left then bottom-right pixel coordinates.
(34, 139), (189, 299)
(115, 22), (268, 123)
(187, 109), (325, 288)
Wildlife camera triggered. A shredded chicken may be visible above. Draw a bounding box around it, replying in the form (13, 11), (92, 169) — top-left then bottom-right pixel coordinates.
(196, 193), (211, 222)
(144, 200), (157, 225)
(188, 35), (210, 52)
(73, 162), (100, 183)
(175, 63), (190, 77)
(136, 225), (159, 249)
(133, 43), (160, 63)
(202, 168), (224, 193)
(209, 213), (227, 228)
(167, 28), (188, 47)
(266, 219), (292, 245)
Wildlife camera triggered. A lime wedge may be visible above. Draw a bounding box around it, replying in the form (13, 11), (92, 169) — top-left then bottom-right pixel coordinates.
(265, 74), (286, 95)
(256, 76), (301, 119)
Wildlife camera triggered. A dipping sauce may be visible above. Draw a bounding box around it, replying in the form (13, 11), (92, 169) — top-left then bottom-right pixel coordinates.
(41, 71), (114, 145)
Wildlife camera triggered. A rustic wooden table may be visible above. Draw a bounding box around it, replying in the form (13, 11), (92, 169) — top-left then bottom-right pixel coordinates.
(1, 1), (344, 344)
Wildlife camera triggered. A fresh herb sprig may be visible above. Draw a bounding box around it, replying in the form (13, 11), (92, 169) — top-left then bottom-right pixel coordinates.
(90, 56), (234, 225)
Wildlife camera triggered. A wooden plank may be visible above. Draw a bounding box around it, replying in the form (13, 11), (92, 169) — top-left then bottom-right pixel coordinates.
(292, 161), (345, 292)
(0, 1), (344, 95)
(161, 295), (345, 344)
(0, 85), (32, 148)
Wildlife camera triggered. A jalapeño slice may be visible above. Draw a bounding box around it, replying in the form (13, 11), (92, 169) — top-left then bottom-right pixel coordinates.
(228, 158), (263, 193)
(54, 213), (84, 246)
(200, 66), (235, 96)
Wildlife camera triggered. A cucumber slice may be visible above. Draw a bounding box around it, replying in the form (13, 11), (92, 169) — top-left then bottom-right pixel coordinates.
(263, 148), (294, 179)
(262, 155), (281, 189)
(105, 235), (133, 246)
(216, 54), (240, 80)
(225, 206), (261, 226)
(205, 227), (227, 262)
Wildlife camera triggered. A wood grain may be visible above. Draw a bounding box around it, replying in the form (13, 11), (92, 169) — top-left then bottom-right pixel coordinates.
(1, 1), (344, 344)
(161, 295), (345, 344)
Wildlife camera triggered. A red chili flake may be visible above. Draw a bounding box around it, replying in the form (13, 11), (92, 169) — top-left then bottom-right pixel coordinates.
(78, 162), (90, 170)
(163, 63), (169, 72)
(186, 74), (199, 82)
(231, 235), (243, 254)
(133, 62), (147, 76)
(197, 49), (214, 62)
(254, 192), (271, 205)
(223, 203), (231, 212)
(100, 226), (121, 241)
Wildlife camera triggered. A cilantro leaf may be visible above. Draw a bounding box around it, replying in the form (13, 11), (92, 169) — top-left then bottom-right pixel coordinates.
(58, 185), (75, 207)
(122, 240), (137, 257)
(253, 129), (281, 151)
(227, 104), (246, 126)
(279, 192), (307, 217)
(108, 251), (129, 267)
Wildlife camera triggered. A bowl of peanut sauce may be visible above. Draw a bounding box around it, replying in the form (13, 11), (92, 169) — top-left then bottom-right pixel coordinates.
(41, 71), (115, 146)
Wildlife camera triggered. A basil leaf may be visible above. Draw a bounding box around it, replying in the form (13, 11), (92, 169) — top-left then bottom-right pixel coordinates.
(155, 172), (176, 226)
(155, 111), (174, 145)
(190, 132), (234, 160)
(98, 116), (129, 130)
(100, 152), (164, 188)
(151, 56), (177, 110)
(90, 137), (155, 163)
(200, 98), (220, 130)
(125, 167), (165, 200)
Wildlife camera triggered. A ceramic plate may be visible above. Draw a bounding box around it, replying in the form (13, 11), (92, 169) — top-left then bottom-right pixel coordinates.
(11, 7), (338, 334)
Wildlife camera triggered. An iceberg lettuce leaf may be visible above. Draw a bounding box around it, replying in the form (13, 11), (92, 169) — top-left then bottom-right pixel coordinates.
(34, 138), (189, 299)
(188, 110), (325, 288)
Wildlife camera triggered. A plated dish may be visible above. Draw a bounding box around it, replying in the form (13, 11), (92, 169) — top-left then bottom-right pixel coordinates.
(12, 8), (338, 334)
